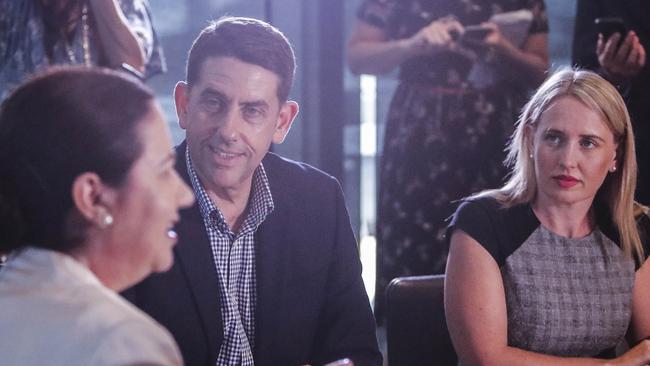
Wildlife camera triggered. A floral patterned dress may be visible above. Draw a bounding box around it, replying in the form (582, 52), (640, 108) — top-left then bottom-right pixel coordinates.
(357, 0), (548, 320)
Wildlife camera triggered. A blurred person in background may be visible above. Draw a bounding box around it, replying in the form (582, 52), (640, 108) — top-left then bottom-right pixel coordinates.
(573, 0), (650, 206)
(446, 68), (650, 365)
(0, 0), (165, 99)
(347, 0), (548, 321)
(0, 67), (193, 365)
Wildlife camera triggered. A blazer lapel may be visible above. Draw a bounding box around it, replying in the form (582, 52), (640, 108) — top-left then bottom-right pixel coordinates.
(254, 155), (291, 360)
(174, 142), (224, 360)
(254, 211), (290, 360)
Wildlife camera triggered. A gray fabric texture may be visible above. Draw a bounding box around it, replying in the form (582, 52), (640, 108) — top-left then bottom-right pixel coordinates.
(503, 226), (635, 356)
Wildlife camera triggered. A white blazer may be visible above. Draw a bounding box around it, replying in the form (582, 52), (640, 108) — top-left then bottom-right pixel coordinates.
(0, 247), (183, 366)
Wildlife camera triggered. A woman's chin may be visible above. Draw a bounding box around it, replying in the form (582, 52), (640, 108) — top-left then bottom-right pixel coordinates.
(151, 252), (175, 273)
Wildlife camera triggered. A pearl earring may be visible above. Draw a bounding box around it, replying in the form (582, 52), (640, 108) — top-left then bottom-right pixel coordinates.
(610, 165), (617, 173)
(97, 209), (114, 228)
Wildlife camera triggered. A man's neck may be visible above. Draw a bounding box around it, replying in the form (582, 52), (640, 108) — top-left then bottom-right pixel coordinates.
(207, 184), (251, 234)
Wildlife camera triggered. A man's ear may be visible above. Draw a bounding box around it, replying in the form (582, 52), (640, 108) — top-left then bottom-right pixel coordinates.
(71, 172), (116, 226)
(174, 81), (190, 130)
(272, 101), (299, 144)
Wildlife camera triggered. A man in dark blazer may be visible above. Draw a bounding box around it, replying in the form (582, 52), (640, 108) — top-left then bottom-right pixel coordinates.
(123, 16), (382, 366)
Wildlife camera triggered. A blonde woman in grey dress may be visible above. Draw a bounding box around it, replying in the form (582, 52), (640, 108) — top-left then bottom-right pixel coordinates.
(446, 68), (650, 365)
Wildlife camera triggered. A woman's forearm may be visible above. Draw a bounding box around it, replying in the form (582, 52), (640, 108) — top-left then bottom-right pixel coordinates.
(88, 0), (145, 72)
(348, 18), (464, 75)
(347, 38), (417, 75)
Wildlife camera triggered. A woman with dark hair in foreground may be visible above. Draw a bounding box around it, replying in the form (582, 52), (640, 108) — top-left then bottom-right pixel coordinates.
(446, 68), (650, 365)
(0, 67), (193, 365)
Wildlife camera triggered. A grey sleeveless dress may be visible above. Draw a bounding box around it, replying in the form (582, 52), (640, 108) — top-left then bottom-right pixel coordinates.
(447, 196), (649, 357)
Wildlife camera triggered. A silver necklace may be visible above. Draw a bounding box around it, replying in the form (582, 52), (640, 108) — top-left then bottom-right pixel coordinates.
(64, 4), (90, 66)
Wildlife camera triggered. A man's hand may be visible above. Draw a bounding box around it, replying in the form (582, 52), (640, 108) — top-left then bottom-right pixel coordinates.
(597, 31), (646, 84)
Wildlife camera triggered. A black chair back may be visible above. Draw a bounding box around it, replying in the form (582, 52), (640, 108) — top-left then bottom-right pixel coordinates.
(386, 274), (457, 366)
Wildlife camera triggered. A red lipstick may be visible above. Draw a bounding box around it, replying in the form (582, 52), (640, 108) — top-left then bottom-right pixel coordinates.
(553, 175), (579, 188)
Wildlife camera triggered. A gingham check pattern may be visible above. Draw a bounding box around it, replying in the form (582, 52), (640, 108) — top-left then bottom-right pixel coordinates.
(187, 150), (274, 366)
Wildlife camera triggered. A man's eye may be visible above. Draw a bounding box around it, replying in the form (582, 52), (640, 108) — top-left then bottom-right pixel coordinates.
(245, 107), (263, 118)
(204, 98), (223, 111)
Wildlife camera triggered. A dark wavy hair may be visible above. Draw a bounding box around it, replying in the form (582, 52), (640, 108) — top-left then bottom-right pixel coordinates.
(186, 16), (296, 103)
(0, 66), (155, 253)
(40, 0), (85, 62)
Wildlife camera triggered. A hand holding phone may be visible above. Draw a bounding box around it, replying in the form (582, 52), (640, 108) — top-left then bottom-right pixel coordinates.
(458, 25), (492, 48)
(594, 17), (646, 82)
(457, 25), (496, 54)
(406, 17), (464, 56)
(594, 17), (628, 47)
(462, 25), (493, 41)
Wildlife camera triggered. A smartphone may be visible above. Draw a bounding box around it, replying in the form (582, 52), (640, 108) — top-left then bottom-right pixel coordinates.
(594, 17), (628, 45)
(462, 25), (492, 41)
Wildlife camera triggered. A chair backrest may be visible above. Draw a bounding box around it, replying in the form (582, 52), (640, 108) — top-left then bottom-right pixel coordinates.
(386, 274), (457, 366)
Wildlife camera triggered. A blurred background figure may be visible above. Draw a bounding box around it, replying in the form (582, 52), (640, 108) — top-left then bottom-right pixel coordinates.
(0, 67), (193, 365)
(0, 0), (165, 99)
(573, 0), (650, 206)
(347, 0), (548, 321)
(446, 68), (650, 364)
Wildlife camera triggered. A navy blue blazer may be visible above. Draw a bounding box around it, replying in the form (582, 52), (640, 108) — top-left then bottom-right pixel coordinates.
(123, 142), (381, 366)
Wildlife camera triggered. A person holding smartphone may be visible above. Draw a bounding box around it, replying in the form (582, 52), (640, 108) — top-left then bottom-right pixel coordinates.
(347, 0), (549, 322)
(573, 0), (650, 206)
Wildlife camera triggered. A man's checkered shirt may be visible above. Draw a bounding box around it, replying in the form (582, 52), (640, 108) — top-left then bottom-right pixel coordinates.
(186, 150), (274, 366)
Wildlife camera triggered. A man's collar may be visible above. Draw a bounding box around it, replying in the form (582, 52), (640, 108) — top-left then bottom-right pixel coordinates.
(184, 147), (274, 235)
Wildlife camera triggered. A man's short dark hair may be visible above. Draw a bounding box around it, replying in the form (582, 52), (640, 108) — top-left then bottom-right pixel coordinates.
(186, 16), (296, 103)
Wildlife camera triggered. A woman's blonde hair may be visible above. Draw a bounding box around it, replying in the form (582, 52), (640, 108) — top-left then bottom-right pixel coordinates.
(481, 67), (645, 263)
